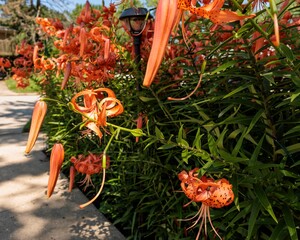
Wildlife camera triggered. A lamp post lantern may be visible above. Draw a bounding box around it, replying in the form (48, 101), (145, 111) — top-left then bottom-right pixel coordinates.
(119, 7), (153, 65)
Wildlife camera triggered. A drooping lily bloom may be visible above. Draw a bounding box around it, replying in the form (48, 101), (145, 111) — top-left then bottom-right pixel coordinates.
(47, 143), (65, 198)
(70, 88), (124, 139)
(178, 168), (234, 240)
(25, 100), (47, 154)
(69, 152), (110, 191)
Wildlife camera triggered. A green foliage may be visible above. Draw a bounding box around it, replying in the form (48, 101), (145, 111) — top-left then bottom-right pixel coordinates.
(5, 75), (41, 93)
(37, 0), (300, 239)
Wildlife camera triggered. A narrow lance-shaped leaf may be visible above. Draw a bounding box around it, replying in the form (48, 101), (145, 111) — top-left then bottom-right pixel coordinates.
(254, 185), (278, 223)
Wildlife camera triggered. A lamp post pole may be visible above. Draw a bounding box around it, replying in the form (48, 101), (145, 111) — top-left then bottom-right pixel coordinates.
(133, 35), (141, 67)
(119, 8), (153, 90)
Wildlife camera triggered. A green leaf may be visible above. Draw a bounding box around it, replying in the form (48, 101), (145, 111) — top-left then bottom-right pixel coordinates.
(208, 133), (218, 156)
(291, 160), (300, 168)
(192, 128), (203, 150)
(282, 205), (298, 240)
(211, 60), (238, 75)
(158, 143), (177, 150)
(178, 139), (189, 148)
(219, 149), (249, 163)
(276, 143), (300, 155)
(269, 219), (288, 240)
(280, 170), (299, 178)
(245, 109), (264, 135)
(260, 72), (275, 85)
(216, 127), (228, 150)
(176, 125), (189, 147)
(155, 126), (164, 140)
(249, 135), (264, 167)
(247, 199), (261, 240)
(139, 96), (156, 102)
(280, 44), (295, 61)
(232, 128), (247, 157)
(284, 124), (300, 136)
(290, 89), (300, 102)
(130, 129), (144, 137)
(254, 186), (278, 223)
(181, 149), (192, 164)
(223, 84), (249, 99)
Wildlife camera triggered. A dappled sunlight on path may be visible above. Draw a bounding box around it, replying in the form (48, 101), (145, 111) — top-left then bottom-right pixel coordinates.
(0, 82), (125, 239)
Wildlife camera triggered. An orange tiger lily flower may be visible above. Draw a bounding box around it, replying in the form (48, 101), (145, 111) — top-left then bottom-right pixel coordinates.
(47, 143), (65, 198)
(178, 0), (255, 24)
(25, 100), (47, 154)
(70, 88), (124, 139)
(178, 168), (234, 239)
(143, 0), (181, 87)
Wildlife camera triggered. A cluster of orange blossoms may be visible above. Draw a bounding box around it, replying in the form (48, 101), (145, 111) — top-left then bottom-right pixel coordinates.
(24, 2), (126, 208)
(35, 2), (119, 89)
(178, 168), (234, 239)
(12, 41), (38, 88)
(0, 57), (11, 72)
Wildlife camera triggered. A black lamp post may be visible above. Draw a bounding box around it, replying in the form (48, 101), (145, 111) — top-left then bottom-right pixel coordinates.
(119, 7), (153, 65)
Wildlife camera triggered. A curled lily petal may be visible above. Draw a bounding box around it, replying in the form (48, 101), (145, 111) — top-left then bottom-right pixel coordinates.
(94, 87), (116, 98)
(71, 89), (97, 112)
(47, 143), (65, 198)
(86, 122), (103, 138)
(99, 97), (124, 117)
(208, 10), (256, 24)
(25, 100), (47, 154)
(143, 0), (181, 87)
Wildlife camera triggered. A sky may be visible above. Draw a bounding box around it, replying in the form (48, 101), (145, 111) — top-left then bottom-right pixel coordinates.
(66, 0), (111, 11)
(67, 0), (148, 11)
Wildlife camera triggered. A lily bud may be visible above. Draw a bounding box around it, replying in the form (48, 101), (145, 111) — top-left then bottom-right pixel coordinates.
(143, 0), (181, 87)
(25, 100), (47, 154)
(47, 143), (65, 198)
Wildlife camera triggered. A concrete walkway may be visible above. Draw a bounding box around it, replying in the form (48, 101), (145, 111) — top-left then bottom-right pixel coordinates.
(0, 80), (125, 240)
